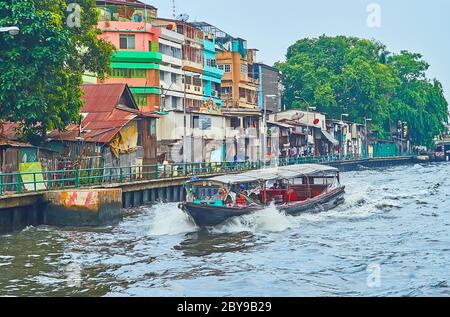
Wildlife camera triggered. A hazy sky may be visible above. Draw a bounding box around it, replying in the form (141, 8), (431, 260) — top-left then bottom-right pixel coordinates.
(143, 0), (450, 105)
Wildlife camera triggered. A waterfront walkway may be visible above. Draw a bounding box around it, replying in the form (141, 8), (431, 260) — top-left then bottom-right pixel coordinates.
(0, 153), (416, 197)
(0, 153), (419, 232)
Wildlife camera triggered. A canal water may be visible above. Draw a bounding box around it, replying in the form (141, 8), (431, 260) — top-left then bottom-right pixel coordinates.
(0, 163), (449, 297)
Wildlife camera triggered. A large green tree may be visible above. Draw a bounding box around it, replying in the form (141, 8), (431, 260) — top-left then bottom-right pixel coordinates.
(276, 35), (448, 145)
(0, 0), (114, 144)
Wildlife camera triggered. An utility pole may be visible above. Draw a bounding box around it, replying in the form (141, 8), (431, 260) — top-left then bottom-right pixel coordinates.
(261, 95), (277, 162)
(340, 114), (349, 157)
(183, 72), (201, 163)
(364, 117), (372, 157)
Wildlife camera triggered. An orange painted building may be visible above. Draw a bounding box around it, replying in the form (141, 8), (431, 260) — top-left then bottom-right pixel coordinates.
(193, 23), (260, 110)
(217, 46), (259, 109)
(96, 1), (162, 113)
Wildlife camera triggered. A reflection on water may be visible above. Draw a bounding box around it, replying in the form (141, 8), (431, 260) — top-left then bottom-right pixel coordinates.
(175, 231), (256, 257)
(0, 163), (449, 296)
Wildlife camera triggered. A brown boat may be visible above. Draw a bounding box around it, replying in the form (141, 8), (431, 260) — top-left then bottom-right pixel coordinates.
(180, 164), (345, 227)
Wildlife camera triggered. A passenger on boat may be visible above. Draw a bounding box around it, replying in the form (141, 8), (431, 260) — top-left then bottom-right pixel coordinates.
(218, 186), (228, 201)
(236, 184), (248, 207)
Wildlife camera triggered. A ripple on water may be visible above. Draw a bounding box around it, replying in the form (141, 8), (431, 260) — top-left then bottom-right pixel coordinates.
(0, 163), (449, 297)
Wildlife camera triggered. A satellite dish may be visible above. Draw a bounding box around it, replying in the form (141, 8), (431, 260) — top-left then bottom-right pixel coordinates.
(176, 13), (190, 22)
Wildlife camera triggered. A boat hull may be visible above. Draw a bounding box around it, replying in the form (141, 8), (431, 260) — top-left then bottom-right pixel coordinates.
(181, 187), (346, 227)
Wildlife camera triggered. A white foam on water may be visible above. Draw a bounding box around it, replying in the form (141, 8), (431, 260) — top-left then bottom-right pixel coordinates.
(212, 204), (295, 234)
(148, 203), (197, 236)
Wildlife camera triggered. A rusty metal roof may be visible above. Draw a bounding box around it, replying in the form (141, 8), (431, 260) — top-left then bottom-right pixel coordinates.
(48, 84), (159, 144)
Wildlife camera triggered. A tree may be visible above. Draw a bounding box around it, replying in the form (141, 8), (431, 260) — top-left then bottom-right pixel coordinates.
(277, 35), (448, 146)
(0, 0), (114, 144)
(388, 52), (448, 145)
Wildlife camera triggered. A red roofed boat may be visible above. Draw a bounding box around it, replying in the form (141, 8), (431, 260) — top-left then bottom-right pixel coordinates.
(180, 164), (345, 227)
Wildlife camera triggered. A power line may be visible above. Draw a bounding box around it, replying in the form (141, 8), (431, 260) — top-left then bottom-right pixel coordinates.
(172, 0), (176, 18)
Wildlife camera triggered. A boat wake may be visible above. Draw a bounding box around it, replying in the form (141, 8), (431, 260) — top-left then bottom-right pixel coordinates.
(147, 203), (197, 236)
(211, 204), (294, 234)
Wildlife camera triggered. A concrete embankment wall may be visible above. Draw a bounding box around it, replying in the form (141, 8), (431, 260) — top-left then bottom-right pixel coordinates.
(45, 189), (123, 227)
(0, 156), (420, 233)
(327, 156), (416, 172)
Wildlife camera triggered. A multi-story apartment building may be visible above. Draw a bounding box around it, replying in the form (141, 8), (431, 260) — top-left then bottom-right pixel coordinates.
(202, 32), (224, 112)
(254, 63), (283, 113)
(96, 0), (162, 113)
(157, 27), (185, 111)
(194, 23), (260, 110)
(154, 19), (224, 114)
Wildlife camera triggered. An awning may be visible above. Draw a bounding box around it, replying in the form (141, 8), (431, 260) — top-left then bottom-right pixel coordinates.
(267, 121), (293, 129)
(322, 130), (339, 145)
(291, 130), (306, 136)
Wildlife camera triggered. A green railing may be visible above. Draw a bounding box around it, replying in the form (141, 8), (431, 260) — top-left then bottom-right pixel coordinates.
(0, 153), (416, 196)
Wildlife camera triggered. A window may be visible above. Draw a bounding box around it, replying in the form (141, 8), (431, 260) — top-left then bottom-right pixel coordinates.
(207, 59), (216, 67)
(186, 99), (203, 109)
(192, 76), (202, 87)
(136, 120), (143, 146)
(119, 34), (135, 49)
(230, 117), (241, 129)
(221, 87), (232, 95)
(224, 64), (231, 73)
(182, 45), (204, 64)
(133, 94), (147, 107)
(192, 116), (200, 129)
(172, 96), (178, 109)
(111, 68), (146, 78)
(241, 63), (248, 74)
(239, 88), (246, 99)
(171, 73), (177, 84)
(148, 119), (157, 136)
(184, 76), (192, 85)
(159, 43), (182, 59)
(160, 71), (165, 81)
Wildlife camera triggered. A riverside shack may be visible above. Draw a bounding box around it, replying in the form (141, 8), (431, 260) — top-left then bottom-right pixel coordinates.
(47, 84), (160, 174)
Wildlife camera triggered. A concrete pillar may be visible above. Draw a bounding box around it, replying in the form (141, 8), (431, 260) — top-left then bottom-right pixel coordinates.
(158, 188), (165, 202)
(124, 192), (132, 208)
(173, 186), (180, 202)
(167, 187), (173, 202)
(142, 190), (150, 204)
(132, 191), (141, 207)
(150, 189), (156, 203)
(27, 204), (38, 226)
(12, 208), (22, 229)
(180, 186), (185, 201)
(44, 188), (123, 227)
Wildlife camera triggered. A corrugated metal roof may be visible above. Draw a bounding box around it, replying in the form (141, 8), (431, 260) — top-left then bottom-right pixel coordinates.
(48, 84), (159, 144)
(1, 122), (21, 141)
(267, 121), (293, 129)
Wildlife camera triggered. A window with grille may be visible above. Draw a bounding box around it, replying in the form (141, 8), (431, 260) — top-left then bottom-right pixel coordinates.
(133, 94), (147, 107)
(110, 69), (147, 78)
(119, 34), (135, 49)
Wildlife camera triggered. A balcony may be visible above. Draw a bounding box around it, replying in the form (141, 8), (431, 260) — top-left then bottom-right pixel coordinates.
(98, 5), (157, 23)
(112, 51), (162, 64)
(204, 66), (224, 79)
(182, 60), (203, 73)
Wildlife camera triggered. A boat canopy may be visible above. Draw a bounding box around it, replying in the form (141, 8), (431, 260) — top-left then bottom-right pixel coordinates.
(196, 164), (339, 185)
